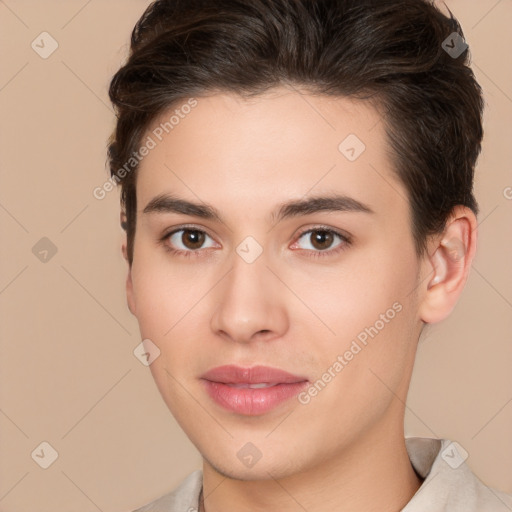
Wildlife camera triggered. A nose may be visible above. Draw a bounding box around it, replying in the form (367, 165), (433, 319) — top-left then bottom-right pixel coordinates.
(210, 248), (289, 345)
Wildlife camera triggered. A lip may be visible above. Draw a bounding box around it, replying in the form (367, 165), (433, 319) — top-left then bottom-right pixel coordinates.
(200, 365), (309, 416)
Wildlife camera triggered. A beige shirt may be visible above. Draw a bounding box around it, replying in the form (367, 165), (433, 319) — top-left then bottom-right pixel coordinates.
(133, 437), (512, 511)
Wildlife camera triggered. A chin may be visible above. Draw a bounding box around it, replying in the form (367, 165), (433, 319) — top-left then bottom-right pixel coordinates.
(200, 439), (309, 481)
(205, 456), (294, 481)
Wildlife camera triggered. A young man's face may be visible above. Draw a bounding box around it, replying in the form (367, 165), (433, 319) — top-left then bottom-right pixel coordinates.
(126, 87), (427, 480)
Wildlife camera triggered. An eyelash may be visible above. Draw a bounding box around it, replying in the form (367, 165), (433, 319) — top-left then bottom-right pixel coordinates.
(159, 225), (352, 260)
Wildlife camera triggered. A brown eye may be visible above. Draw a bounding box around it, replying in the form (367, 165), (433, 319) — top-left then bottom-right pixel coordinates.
(309, 230), (335, 250)
(180, 229), (205, 250)
(165, 228), (216, 253)
(292, 227), (351, 258)
(298, 229), (341, 251)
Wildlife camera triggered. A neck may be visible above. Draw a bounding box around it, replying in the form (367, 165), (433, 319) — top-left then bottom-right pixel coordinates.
(200, 419), (423, 512)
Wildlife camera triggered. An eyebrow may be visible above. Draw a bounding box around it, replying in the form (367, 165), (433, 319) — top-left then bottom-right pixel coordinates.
(143, 192), (374, 224)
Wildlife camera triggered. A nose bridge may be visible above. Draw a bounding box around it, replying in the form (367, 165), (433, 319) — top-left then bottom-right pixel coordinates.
(210, 239), (288, 343)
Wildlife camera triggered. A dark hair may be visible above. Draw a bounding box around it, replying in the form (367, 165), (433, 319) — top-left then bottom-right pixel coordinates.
(107, 0), (484, 266)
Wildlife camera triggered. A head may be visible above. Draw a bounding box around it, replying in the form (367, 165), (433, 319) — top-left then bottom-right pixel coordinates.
(107, 0), (483, 480)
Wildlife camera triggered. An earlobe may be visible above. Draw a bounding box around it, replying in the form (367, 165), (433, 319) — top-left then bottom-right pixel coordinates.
(419, 206), (477, 324)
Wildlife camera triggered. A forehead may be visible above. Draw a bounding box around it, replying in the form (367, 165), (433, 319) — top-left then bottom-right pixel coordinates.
(135, 87), (407, 220)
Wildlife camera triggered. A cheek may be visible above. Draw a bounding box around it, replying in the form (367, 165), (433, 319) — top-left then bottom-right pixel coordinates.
(130, 247), (197, 335)
(298, 245), (416, 333)
(130, 257), (202, 414)
(297, 242), (419, 382)
(294, 276), (417, 442)
(129, 251), (213, 381)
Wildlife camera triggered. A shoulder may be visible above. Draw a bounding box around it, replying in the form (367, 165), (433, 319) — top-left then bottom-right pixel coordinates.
(404, 437), (512, 512)
(132, 469), (203, 512)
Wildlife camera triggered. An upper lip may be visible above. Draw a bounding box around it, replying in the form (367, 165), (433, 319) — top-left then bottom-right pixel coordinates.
(200, 365), (308, 384)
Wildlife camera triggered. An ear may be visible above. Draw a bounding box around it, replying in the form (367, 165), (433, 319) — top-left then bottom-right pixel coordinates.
(120, 211), (136, 316)
(126, 264), (136, 316)
(418, 205), (477, 324)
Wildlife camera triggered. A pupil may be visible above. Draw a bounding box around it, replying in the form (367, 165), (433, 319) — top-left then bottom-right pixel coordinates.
(313, 231), (332, 250)
(184, 230), (204, 249)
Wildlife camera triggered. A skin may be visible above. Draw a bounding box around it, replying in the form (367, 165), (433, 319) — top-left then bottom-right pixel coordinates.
(123, 85), (477, 512)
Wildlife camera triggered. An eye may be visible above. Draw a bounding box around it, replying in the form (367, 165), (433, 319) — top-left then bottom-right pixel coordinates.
(161, 227), (217, 257)
(292, 227), (351, 258)
(160, 225), (351, 259)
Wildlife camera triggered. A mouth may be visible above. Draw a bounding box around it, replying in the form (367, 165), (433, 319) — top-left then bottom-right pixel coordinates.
(223, 382), (281, 389)
(200, 365), (309, 416)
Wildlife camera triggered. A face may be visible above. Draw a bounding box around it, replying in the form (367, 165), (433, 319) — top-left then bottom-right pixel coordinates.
(127, 87), (425, 480)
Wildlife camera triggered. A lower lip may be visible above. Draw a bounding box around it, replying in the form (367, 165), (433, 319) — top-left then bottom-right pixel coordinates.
(202, 380), (309, 416)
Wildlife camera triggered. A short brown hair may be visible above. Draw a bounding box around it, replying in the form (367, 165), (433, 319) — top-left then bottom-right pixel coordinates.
(107, 0), (484, 266)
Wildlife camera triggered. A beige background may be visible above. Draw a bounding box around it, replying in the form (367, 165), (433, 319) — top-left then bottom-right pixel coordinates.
(0, 1), (511, 511)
